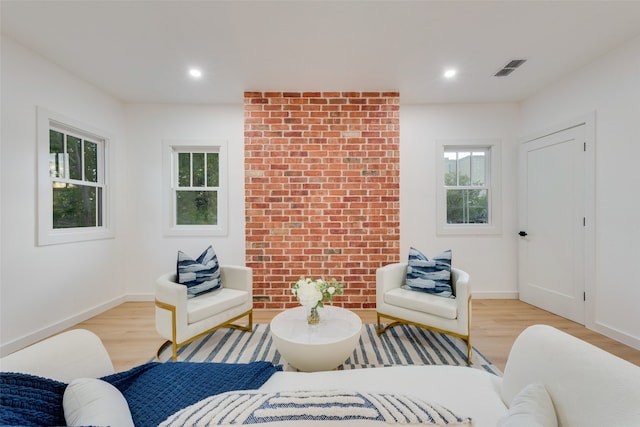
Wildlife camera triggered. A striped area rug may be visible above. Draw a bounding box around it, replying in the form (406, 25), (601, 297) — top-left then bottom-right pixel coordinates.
(157, 323), (501, 375)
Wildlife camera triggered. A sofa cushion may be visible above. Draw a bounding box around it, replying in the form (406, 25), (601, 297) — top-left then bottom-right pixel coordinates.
(187, 288), (249, 324)
(177, 245), (222, 298)
(385, 287), (457, 319)
(404, 247), (453, 298)
(497, 383), (557, 427)
(63, 378), (134, 427)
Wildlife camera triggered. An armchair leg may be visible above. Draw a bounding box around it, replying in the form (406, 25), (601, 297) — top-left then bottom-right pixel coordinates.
(228, 310), (252, 333)
(377, 313), (402, 335)
(155, 309), (253, 362)
(378, 311), (473, 366)
(156, 340), (179, 362)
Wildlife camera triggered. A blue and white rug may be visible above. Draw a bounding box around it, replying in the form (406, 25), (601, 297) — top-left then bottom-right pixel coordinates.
(157, 323), (501, 375)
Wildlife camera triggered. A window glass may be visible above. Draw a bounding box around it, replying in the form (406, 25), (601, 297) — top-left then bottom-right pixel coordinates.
(457, 151), (471, 185)
(163, 140), (226, 236)
(53, 184), (99, 228)
(437, 140), (501, 235)
(49, 130), (64, 178)
(443, 152), (457, 185)
(443, 147), (490, 225)
(178, 152), (190, 187)
(174, 149), (220, 226)
(176, 190), (217, 225)
(207, 152), (219, 187)
(192, 152), (205, 187)
(48, 128), (104, 230)
(470, 151), (486, 186)
(67, 135), (83, 181)
(446, 189), (488, 224)
(84, 140), (98, 182)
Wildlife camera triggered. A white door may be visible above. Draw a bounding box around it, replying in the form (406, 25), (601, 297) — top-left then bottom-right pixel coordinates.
(518, 125), (586, 324)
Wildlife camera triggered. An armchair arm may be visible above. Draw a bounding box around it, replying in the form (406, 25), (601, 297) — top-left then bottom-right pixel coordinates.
(156, 272), (188, 306)
(220, 265), (252, 296)
(451, 267), (472, 333)
(376, 263), (408, 307)
(451, 267), (470, 301)
(155, 273), (188, 340)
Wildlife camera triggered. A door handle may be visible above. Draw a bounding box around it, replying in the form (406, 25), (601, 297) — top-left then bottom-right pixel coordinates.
(518, 231), (528, 237)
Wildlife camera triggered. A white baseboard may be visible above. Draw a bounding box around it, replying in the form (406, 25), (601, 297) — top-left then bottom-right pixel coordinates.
(0, 296), (125, 357)
(472, 291), (519, 299)
(7, 292), (637, 359)
(124, 293), (155, 302)
(591, 321), (640, 351)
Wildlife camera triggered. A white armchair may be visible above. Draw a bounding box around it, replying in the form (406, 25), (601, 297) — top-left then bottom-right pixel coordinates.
(376, 263), (472, 364)
(155, 265), (253, 361)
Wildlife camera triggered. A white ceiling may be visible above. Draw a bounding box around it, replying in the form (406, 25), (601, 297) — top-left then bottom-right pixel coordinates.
(2, 0), (640, 105)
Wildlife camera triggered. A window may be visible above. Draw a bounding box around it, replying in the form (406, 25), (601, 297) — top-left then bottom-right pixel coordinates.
(49, 127), (103, 228)
(163, 140), (227, 236)
(444, 149), (489, 224)
(436, 140), (501, 235)
(37, 108), (114, 245)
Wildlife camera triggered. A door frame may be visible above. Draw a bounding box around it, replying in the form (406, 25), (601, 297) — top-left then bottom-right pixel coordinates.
(519, 112), (596, 329)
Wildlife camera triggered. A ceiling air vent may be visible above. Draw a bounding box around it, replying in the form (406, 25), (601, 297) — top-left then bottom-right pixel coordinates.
(494, 59), (527, 77)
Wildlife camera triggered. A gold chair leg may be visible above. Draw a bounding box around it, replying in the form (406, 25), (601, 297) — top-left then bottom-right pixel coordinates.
(155, 309), (253, 362)
(156, 340), (178, 362)
(378, 311), (473, 366)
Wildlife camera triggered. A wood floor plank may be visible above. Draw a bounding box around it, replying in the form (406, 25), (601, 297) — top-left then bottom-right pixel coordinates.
(69, 299), (640, 372)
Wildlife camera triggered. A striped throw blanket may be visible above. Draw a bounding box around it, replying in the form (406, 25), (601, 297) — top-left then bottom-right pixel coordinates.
(160, 390), (472, 426)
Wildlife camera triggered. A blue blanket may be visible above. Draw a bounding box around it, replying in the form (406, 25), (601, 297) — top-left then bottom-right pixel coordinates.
(0, 373), (66, 426)
(1, 361), (281, 427)
(103, 361), (281, 426)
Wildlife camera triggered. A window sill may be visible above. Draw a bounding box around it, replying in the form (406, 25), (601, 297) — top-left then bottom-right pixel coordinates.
(436, 223), (502, 236)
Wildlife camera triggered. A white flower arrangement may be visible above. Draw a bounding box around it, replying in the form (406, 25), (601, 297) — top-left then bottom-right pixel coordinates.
(292, 276), (344, 308)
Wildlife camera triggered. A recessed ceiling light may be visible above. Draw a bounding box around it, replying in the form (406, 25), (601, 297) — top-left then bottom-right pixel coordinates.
(189, 68), (203, 79)
(443, 68), (457, 79)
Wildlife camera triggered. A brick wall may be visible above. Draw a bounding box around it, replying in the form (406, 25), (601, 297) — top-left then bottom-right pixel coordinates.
(244, 91), (400, 309)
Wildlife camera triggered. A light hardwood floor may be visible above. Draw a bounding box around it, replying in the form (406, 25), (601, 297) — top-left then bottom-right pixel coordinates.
(69, 299), (640, 372)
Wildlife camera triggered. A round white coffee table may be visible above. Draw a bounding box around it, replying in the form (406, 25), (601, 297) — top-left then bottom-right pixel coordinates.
(270, 305), (362, 372)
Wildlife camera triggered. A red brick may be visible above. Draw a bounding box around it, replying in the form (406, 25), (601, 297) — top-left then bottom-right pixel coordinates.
(244, 91), (400, 307)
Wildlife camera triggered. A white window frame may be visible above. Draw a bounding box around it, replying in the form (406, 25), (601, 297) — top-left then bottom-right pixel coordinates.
(436, 139), (502, 235)
(37, 107), (114, 246)
(162, 139), (228, 236)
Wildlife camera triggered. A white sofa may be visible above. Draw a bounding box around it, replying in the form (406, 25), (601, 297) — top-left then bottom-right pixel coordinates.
(2, 325), (639, 426)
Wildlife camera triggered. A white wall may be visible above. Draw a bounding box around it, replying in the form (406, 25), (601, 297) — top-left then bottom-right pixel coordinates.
(4, 29), (638, 353)
(0, 36), (127, 355)
(123, 104), (246, 297)
(400, 104), (521, 298)
(520, 35), (640, 348)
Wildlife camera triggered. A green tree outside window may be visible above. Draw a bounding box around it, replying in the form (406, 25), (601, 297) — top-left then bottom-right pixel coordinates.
(444, 150), (489, 224)
(175, 151), (219, 226)
(49, 129), (103, 229)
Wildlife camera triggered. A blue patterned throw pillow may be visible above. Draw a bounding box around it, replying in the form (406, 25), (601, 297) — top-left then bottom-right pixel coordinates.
(177, 245), (222, 298)
(404, 247), (453, 298)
